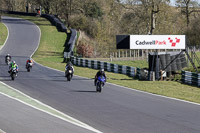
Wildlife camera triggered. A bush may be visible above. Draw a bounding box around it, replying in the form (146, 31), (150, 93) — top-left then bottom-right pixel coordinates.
(76, 40), (94, 58)
(70, 15), (88, 31)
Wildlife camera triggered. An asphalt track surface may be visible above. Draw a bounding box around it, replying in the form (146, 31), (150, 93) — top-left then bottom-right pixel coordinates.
(0, 93), (94, 133)
(1, 16), (200, 133)
(0, 16), (95, 133)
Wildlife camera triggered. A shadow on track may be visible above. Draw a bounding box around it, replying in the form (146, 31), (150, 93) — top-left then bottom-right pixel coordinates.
(72, 78), (93, 81)
(0, 76), (10, 78)
(0, 64), (7, 66)
(49, 75), (65, 78)
(71, 90), (97, 93)
(50, 80), (67, 82)
(0, 78), (12, 81)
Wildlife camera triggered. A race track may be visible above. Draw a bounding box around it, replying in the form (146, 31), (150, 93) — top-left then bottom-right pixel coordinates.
(1, 16), (200, 133)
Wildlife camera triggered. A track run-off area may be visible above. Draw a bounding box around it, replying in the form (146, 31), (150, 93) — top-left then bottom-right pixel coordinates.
(1, 16), (200, 133)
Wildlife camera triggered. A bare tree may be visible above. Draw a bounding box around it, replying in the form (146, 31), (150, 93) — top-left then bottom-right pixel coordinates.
(32, 0), (53, 14)
(176, 0), (200, 27)
(123, 0), (170, 34)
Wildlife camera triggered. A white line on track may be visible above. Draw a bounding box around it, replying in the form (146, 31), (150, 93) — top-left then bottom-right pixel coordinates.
(0, 20), (8, 133)
(0, 129), (6, 133)
(0, 17), (102, 133)
(0, 81), (102, 133)
(3, 16), (200, 133)
(0, 21), (9, 51)
(35, 58), (200, 107)
(2, 17), (199, 108)
(34, 59), (200, 107)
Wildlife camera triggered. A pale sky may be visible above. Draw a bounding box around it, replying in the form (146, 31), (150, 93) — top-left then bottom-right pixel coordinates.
(170, 0), (200, 6)
(170, 0), (176, 6)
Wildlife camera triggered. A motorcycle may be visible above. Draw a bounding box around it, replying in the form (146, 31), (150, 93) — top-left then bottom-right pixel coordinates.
(10, 67), (17, 80)
(65, 69), (73, 81)
(5, 57), (11, 65)
(26, 62), (33, 72)
(96, 76), (106, 92)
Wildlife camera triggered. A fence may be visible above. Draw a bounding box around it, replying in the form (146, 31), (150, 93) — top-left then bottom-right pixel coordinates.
(41, 14), (77, 58)
(6, 11), (77, 59)
(64, 29), (77, 58)
(70, 56), (136, 77)
(41, 14), (67, 32)
(181, 71), (200, 87)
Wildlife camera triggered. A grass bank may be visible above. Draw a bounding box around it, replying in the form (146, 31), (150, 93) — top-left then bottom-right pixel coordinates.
(0, 21), (8, 46)
(8, 14), (200, 104)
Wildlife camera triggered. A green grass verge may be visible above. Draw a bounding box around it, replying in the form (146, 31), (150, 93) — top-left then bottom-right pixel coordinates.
(7, 14), (200, 104)
(110, 60), (148, 68)
(0, 21), (8, 46)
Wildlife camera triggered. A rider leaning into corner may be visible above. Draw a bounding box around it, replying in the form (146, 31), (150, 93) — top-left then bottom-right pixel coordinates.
(26, 58), (33, 67)
(94, 68), (107, 86)
(9, 61), (19, 75)
(5, 54), (11, 61)
(65, 61), (74, 77)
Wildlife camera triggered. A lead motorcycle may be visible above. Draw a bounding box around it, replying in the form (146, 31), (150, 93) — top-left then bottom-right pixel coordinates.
(10, 67), (17, 80)
(96, 76), (106, 92)
(65, 68), (73, 81)
(5, 56), (11, 65)
(26, 62), (33, 72)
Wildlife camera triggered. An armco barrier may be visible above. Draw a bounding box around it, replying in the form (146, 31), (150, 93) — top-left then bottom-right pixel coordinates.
(70, 56), (136, 77)
(67, 29), (77, 52)
(8, 11), (37, 16)
(64, 29), (77, 58)
(41, 14), (67, 32)
(5, 11), (76, 58)
(181, 71), (200, 87)
(41, 14), (77, 57)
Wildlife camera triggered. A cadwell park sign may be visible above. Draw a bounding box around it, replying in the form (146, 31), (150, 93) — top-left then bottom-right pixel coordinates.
(116, 35), (186, 50)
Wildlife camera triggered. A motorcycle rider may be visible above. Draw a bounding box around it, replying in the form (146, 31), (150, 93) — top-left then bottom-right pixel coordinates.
(5, 54), (11, 63)
(26, 58), (33, 68)
(94, 68), (107, 86)
(9, 61), (19, 75)
(65, 61), (74, 77)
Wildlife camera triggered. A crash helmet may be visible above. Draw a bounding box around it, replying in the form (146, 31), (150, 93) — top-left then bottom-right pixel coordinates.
(100, 68), (104, 74)
(67, 61), (72, 66)
(13, 61), (16, 64)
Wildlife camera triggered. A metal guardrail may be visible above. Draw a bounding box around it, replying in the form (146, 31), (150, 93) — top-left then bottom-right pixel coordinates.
(70, 56), (136, 77)
(41, 14), (67, 32)
(41, 14), (77, 58)
(181, 71), (200, 87)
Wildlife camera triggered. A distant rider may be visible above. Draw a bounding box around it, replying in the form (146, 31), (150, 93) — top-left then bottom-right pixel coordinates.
(5, 54), (11, 62)
(9, 61), (19, 75)
(26, 58), (33, 68)
(94, 68), (107, 86)
(65, 61), (74, 77)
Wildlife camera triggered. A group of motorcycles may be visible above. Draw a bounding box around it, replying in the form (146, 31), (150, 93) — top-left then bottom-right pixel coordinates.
(5, 56), (33, 80)
(5, 56), (106, 92)
(64, 64), (106, 93)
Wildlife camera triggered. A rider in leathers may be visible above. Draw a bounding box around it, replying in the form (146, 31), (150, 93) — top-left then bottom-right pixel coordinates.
(65, 61), (74, 77)
(94, 68), (107, 86)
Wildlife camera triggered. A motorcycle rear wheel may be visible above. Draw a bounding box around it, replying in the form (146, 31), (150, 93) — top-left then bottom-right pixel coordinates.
(67, 74), (71, 81)
(11, 74), (15, 80)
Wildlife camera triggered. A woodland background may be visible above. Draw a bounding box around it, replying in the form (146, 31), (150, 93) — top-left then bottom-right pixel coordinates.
(0, 0), (200, 58)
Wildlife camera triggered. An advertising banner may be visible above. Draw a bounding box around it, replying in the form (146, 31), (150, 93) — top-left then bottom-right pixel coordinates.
(130, 35), (186, 49)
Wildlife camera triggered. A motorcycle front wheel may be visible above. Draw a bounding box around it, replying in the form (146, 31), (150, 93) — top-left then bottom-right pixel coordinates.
(11, 73), (15, 80)
(96, 83), (102, 92)
(67, 74), (71, 81)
